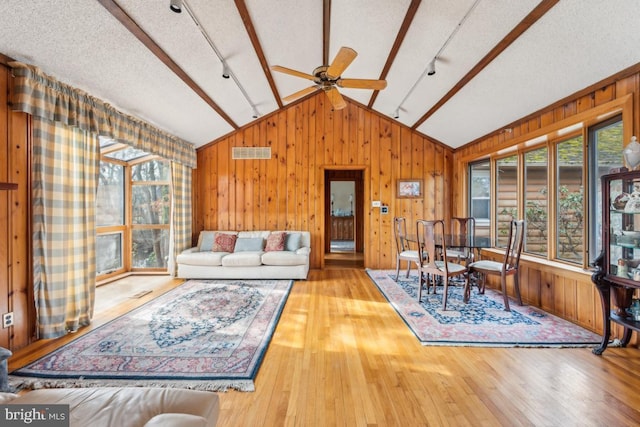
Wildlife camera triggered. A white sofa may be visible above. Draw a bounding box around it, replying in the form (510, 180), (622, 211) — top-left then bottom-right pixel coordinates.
(177, 230), (310, 280)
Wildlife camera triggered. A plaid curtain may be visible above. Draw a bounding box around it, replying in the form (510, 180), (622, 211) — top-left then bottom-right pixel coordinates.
(9, 61), (196, 168)
(169, 162), (193, 276)
(32, 117), (98, 338)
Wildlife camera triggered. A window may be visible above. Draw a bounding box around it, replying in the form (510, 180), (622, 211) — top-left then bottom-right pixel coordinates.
(556, 135), (584, 263)
(96, 161), (125, 276)
(469, 161), (490, 237)
(96, 233), (123, 275)
(471, 112), (624, 268)
(496, 155), (517, 246)
(524, 147), (548, 256)
(96, 138), (172, 279)
(131, 160), (171, 269)
(588, 116), (624, 263)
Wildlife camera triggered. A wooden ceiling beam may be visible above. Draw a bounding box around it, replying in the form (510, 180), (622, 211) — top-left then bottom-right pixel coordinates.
(367, 0), (421, 109)
(234, 0), (283, 109)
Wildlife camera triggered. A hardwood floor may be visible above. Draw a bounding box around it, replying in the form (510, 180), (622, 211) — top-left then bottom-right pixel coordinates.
(8, 270), (640, 426)
(324, 251), (364, 269)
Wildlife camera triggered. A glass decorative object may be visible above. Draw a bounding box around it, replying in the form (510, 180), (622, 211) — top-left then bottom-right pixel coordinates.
(623, 136), (640, 170)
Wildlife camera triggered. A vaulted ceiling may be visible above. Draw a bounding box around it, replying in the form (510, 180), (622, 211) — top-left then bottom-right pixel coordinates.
(1, 0), (639, 150)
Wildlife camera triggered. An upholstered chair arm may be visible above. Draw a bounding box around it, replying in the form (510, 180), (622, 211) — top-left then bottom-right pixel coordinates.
(0, 346), (12, 392)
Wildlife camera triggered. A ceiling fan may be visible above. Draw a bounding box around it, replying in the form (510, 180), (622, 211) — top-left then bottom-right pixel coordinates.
(271, 47), (387, 110)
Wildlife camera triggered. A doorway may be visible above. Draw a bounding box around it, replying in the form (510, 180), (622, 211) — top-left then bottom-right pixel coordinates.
(324, 170), (364, 268)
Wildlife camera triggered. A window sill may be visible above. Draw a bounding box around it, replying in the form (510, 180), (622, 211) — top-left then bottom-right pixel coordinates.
(479, 248), (593, 279)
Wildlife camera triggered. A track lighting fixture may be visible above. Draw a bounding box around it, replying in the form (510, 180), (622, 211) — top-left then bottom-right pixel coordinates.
(170, 0), (258, 118)
(169, 0), (182, 13)
(427, 59), (436, 76)
(392, 0), (481, 122)
(393, 108), (400, 119)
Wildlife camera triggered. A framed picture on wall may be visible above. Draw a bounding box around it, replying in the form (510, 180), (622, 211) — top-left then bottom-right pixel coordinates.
(397, 179), (422, 198)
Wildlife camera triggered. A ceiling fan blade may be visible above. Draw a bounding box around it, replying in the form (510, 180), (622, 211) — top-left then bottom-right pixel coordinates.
(326, 47), (357, 79)
(324, 87), (347, 110)
(337, 78), (387, 90)
(271, 65), (315, 81)
(283, 86), (320, 103)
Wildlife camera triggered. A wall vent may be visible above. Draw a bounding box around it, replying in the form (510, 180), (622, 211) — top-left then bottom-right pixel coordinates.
(232, 147), (271, 160)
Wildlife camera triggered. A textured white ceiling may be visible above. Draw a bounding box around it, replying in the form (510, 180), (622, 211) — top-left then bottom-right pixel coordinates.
(0, 0), (639, 149)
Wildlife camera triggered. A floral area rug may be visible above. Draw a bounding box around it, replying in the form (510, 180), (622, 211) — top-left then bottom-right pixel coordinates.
(366, 269), (601, 347)
(10, 279), (293, 392)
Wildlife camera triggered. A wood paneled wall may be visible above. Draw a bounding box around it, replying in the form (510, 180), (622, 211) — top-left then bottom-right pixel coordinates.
(452, 64), (640, 340)
(0, 65), (33, 350)
(193, 94), (452, 269)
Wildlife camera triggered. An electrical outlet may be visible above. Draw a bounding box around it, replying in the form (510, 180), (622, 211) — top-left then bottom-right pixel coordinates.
(2, 312), (14, 328)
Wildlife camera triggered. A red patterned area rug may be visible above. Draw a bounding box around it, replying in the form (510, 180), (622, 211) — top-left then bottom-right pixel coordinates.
(10, 279), (293, 392)
(366, 269), (601, 347)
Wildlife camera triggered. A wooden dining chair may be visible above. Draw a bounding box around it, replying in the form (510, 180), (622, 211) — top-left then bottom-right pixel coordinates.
(463, 219), (525, 311)
(447, 217), (476, 267)
(393, 217), (421, 281)
(416, 219), (467, 310)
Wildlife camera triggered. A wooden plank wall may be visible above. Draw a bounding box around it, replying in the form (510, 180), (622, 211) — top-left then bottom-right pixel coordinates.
(452, 65), (640, 340)
(193, 93), (452, 269)
(0, 65), (32, 350)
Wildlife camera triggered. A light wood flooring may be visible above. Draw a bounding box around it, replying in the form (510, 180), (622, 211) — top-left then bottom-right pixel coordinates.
(8, 269), (640, 426)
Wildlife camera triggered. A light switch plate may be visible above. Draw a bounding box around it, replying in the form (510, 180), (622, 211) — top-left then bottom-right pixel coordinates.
(372, 200), (381, 207)
(381, 206), (389, 214)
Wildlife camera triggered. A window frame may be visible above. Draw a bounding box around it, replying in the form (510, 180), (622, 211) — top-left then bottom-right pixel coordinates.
(130, 158), (172, 272)
(463, 94), (633, 270)
(97, 148), (171, 281)
(96, 158), (129, 280)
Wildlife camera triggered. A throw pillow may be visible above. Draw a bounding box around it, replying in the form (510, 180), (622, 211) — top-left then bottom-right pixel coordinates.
(197, 231), (216, 252)
(234, 237), (264, 252)
(213, 232), (237, 252)
(265, 232), (286, 251)
(285, 232), (302, 251)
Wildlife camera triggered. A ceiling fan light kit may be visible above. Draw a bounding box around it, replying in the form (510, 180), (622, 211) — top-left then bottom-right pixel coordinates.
(272, 46), (386, 110)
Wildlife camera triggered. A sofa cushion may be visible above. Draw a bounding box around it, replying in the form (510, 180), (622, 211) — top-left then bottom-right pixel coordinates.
(221, 252), (263, 267)
(238, 231), (270, 239)
(234, 237), (264, 252)
(213, 232), (237, 252)
(145, 413), (208, 427)
(197, 231), (216, 252)
(261, 251), (308, 266)
(177, 251), (226, 266)
(285, 232), (302, 251)
(265, 232), (286, 251)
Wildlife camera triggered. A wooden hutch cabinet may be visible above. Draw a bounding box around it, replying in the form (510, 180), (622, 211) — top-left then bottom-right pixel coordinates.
(592, 170), (640, 355)
(330, 215), (354, 241)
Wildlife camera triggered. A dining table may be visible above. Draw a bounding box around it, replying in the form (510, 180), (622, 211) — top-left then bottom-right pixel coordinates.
(406, 234), (491, 249)
(405, 234), (492, 261)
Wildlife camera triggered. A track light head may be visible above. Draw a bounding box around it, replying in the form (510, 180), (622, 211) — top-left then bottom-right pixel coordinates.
(222, 63), (230, 79)
(393, 108), (399, 119)
(427, 59), (436, 76)
(169, 0), (182, 13)
(251, 106), (260, 119)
